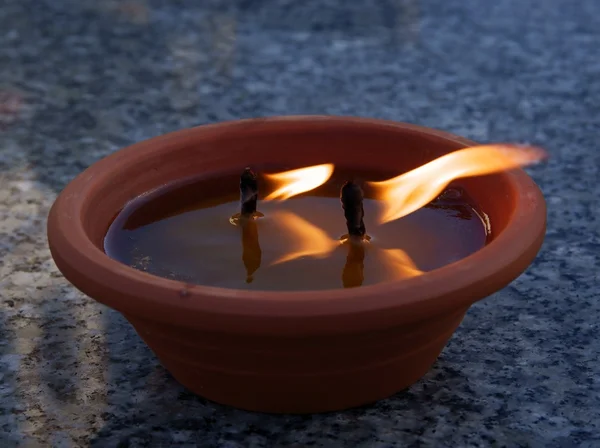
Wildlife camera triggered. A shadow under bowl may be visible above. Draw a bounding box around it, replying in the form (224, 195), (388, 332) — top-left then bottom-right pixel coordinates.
(47, 116), (546, 413)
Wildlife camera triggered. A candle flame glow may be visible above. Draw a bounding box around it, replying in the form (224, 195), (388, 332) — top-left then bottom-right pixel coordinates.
(269, 212), (424, 282)
(368, 144), (548, 224)
(263, 164), (334, 200)
(379, 249), (424, 278)
(269, 211), (339, 264)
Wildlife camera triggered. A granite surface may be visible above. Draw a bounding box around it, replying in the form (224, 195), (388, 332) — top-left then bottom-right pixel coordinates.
(1, 0), (599, 446)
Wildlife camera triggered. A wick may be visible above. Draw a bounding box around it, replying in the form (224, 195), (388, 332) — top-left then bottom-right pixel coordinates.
(340, 180), (367, 240)
(229, 168), (263, 282)
(231, 167), (263, 225)
(240, 167), (258, 216)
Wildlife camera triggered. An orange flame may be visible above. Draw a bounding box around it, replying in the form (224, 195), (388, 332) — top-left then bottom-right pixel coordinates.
(269, 211), (339, 264)
(263, 164), (334, 200)
(368, 144), (547, 223)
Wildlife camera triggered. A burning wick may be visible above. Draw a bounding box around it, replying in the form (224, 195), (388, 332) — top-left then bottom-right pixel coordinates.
(230, 167), (264, 225)
(339, 181), (369, 288)
(229, 168), (264, 282)
(340, 181), (370, 243)
(240, 167), (258, 216)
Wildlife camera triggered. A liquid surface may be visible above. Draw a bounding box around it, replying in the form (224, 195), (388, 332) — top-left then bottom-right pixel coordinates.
(105, 179), (489, 291)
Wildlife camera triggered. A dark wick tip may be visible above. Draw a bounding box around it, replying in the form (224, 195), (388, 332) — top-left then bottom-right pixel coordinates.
(341, 180), (363, 202)
(340, 180), (366, 238)
(241, 167), (257, 182)
(240, 167), (258, 216)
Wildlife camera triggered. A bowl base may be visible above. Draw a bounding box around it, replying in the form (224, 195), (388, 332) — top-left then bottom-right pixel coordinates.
(162, 338), (449, 414)
(147, 322), (461, 414)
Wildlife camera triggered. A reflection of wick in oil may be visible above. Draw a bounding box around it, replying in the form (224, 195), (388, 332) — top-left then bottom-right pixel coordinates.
(230, 167), (263, 283)
(267, 210), (423, 286)
(340, 180), (370, 288)
(342, 237), (366, 288)
(240, 217), (262, 283)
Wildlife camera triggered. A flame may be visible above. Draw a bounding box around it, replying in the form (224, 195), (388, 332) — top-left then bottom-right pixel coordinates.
(269, 211), (339, 265)
(368, 144), (547, 223)
(263, 164), (334, 200)
(379, 249), (424, 278)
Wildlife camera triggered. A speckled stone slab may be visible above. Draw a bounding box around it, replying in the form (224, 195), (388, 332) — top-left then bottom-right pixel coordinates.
(1, 0), (599, 446)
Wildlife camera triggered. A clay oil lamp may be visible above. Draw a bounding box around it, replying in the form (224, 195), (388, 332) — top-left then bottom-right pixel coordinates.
(47, 116), (547, 413)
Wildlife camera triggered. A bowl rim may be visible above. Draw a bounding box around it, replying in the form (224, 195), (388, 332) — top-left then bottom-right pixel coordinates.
(47, 116), (546, 333)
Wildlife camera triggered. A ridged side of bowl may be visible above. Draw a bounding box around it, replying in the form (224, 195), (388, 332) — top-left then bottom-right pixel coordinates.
(126, 307), (467, 413)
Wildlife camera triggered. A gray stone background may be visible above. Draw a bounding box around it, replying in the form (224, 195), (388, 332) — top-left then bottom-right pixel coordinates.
(1, 0), (598, 446)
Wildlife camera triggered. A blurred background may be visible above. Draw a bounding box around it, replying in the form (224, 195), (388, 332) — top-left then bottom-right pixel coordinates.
(2, 0), (596, 193)
(1, 0), (599, 446)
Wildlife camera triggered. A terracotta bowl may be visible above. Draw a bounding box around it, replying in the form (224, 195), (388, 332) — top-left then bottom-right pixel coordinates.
(47, 116), (546, 413)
